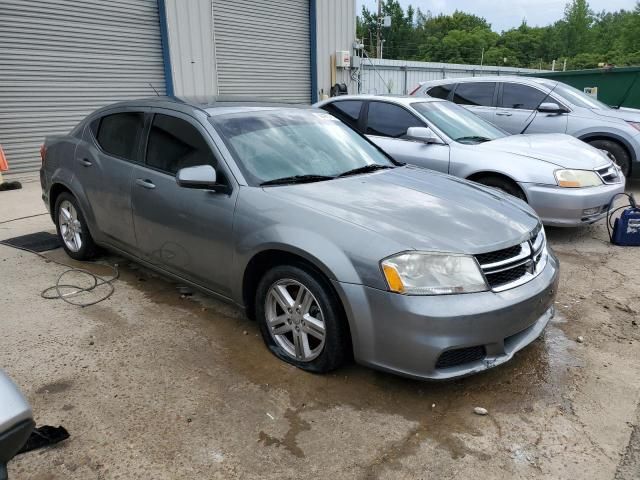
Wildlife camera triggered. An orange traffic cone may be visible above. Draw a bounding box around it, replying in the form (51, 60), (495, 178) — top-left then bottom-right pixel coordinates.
(0, 145), (22, 191)
(0, 145), (8, 172)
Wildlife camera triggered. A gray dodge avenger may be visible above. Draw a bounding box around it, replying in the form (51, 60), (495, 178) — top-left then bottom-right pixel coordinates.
(40, 97), (559, 380)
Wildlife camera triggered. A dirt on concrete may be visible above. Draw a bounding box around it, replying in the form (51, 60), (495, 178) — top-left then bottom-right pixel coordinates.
(1, 178), (639, 480)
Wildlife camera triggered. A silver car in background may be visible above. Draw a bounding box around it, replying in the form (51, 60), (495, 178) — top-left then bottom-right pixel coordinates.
(316, 95), (625, 227)
(41, 97), (558, 380)
(412, 76), (640, 178)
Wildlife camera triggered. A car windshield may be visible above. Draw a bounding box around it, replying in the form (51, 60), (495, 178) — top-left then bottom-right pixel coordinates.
(411, 101), (506, 144)
(551, 82), (611, 110)
(210, 109), (395, 186)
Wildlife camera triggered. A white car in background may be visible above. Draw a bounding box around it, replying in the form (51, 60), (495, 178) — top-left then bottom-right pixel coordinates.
(316, 95), (625, 227)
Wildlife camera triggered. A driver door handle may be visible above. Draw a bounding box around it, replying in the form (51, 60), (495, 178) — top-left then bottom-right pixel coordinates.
(79, 158), (92, 167)
(496, 111), (513, 117)
(135, 178), (156, 190)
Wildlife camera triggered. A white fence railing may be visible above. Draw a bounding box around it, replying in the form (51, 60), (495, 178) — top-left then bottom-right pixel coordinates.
(358, 58), (547, 95)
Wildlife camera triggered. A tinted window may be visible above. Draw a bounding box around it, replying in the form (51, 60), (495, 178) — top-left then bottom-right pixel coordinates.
(501, 83), (547, 110)
(427, 84), (453, 100)
(96, 112), (144, 160)
(322, 101), (363, 129)
(452, 82), (496, 106)
(365, 102), (423, 138)
(146, 114), (216, 175)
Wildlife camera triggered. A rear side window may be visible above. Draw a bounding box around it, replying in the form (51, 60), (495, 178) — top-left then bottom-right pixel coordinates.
(322, 101), (363, 130)
(453, 82), (496, 106)
(427, 84), (453, 100)
(501, 83), (547, 110)
(96, 112), (144, 161)
(146, 114), (216, 175)
(365, 102), (423, 138)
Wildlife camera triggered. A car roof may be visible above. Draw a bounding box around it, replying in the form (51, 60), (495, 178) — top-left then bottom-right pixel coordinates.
(92, 95), (309, 118)
(318, 94), (446, 107)
(418, 76), (558, 88)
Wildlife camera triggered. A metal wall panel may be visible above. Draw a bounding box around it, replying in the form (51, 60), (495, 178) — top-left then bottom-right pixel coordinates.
(359, 59), (546, 95)
(0, 0), (166, 175)
(315, 0), (356, 99)
(212, 0), (311, 103)
(164, 0), (216, 98)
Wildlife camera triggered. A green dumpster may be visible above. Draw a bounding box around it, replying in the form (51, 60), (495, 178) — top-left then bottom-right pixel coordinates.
(526, 66), (640, 110)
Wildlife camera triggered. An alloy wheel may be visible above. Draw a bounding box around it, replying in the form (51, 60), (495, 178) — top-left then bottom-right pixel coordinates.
(58, 200), (83, 252)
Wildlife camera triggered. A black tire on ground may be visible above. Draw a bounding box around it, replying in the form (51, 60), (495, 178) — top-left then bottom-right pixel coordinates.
(54, 192), (99, 261)
(475, 175), (526, 201)
(255, 264), (349, 373)
(587, 139), (631, 178)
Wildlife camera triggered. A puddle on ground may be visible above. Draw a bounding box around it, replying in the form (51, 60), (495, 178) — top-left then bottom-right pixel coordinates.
(42, 249), (584, 463)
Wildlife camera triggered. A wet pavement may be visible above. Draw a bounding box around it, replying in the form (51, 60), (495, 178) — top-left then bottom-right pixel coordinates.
(1, 179), (639, 479)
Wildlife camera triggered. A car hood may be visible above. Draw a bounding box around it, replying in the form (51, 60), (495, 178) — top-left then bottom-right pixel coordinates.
(263, 166), (540, 254)
(478, 133), (610, 169)
(590, 107), (640, 122)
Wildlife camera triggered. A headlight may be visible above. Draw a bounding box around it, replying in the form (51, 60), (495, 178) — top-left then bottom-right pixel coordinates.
(381, 252), (488, 295)
(554, 169), (602, 188)
(627, 121), (640, 132)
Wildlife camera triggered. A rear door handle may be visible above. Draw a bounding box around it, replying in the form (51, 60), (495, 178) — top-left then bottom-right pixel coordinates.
(79, 158), (92, 167)
(496, 111), (513, 117)
(135, 178), (156, 190)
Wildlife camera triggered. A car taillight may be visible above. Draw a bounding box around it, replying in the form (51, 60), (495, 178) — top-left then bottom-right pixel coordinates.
(40, 144), (46, 165)
(408, 84), (421, 95)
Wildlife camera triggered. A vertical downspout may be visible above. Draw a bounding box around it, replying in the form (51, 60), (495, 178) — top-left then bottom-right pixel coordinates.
(157, 0), (175, 96)
(309, 0), (318, 103)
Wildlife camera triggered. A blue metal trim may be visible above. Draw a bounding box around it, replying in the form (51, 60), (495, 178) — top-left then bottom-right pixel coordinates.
(157, 0), (175, 96)
(309, 0), (318, 103)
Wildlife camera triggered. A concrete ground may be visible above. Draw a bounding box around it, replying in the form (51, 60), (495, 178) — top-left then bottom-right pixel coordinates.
(1, 176), (639, 480)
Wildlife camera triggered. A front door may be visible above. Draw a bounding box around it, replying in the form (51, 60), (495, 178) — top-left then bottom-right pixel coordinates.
(74, 110), (144, 250)
(364, 101), (450, 173)
(495, 82), (569, 134)
(452, 82), (498, 125)
(131, 112), (237, 296)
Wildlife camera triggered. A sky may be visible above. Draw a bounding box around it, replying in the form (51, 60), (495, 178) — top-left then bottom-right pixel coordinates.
(357, 0), (638, 32)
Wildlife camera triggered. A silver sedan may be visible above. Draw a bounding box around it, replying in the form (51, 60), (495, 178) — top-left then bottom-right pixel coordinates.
(316, 95), (625, 227)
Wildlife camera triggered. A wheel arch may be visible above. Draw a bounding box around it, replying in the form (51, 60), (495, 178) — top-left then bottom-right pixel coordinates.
(578, 133), (635, 165)
(465, 171), (528, 202)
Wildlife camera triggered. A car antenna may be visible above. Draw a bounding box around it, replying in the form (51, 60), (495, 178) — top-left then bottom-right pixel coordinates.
(520, 81), (559, 135)
(615, 72), (639, 109)
(149, 83), (160, 96)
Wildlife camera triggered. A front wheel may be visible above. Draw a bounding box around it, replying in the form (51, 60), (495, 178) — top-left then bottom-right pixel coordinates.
(588, 139), (630, 178)
(255, 265), (349, 373)
(475, 175), (526, 202)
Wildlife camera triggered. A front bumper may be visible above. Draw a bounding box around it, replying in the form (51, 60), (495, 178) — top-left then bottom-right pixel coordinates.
(333, 251), (559, 380)
(520, 181), (625, 227)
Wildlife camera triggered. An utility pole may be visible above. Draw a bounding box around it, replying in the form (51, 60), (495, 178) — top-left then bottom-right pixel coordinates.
(552, 59), (556, 71)
(480, 47), (484, 67)
(563, 58), (567, 71)
(376, 0), (382, 59)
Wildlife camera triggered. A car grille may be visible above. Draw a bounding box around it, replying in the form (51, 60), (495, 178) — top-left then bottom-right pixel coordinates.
(435, 346), (486, 369)
(474, 227), (547, 292)
(595, 163), (622, 184)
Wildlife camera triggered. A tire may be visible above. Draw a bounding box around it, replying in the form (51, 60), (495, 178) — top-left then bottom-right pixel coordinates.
(475, 175), (526, 201)
(255, 264), (349, 373)
(588, 139), (631, 178)
(54, 192), (98, 260)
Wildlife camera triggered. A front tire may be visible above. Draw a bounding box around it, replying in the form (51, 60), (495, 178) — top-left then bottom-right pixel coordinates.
(54, 192), (98, 260)
(255, 265), (349, 373)
(588, 139), (631, 178)
(475, 175), (526, 201)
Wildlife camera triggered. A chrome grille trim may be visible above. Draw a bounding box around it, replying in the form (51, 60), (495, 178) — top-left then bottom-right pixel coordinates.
(595, 163), (622, 184)
(475, 228), (547, 292)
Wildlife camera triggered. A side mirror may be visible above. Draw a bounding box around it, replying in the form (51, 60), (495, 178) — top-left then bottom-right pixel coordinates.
(406, 127), (442, 144)
(538, 102), (566, 114)
(176, 165), (227, 192)
(0, 371), (34, 480)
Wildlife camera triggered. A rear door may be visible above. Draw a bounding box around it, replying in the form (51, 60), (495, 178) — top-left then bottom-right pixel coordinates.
(74, 110), (144, 251)
(130, 111), (237, 295)
(364, 101), (450, 173)
(320, 100), (364, 131)
(451, 82), (497, 125)
(496, 82), (569, 134)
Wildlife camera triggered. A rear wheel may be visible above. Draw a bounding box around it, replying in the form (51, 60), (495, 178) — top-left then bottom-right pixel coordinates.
(255, 265), (348, 373)
(474, 175), (526, 201)
(588, 139), (631, 177)
(54, 193), (98, 260)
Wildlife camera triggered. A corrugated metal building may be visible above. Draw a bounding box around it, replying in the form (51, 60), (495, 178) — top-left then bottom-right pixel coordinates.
(0, 0), (356, 175)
